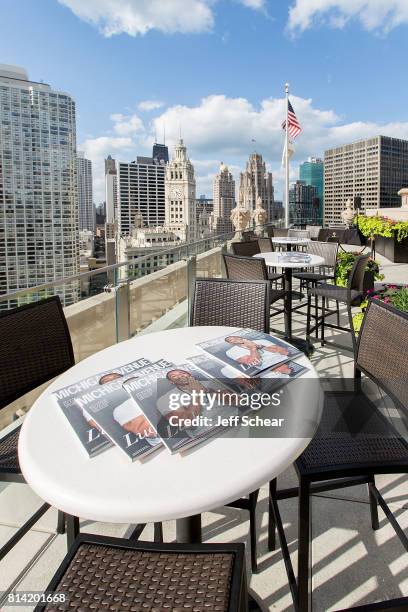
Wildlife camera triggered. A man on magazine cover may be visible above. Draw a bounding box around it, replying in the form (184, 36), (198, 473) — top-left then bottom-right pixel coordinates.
(84, 371), (159, 443)
(224, 336), (290, 368)
(156, 368), (238, 437)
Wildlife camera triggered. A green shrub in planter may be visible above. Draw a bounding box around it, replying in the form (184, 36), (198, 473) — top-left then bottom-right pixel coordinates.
(335, 251), (384, 287)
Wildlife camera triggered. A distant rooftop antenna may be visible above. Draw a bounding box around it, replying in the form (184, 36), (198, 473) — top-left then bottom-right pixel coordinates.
(154, 126), (157, 144)
(163, 123), (166, 145)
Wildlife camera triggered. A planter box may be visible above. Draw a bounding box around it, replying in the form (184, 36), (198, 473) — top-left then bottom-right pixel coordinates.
(375, 235), (408, 263)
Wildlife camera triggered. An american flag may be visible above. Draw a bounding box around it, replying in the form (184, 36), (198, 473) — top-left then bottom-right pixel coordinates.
(282, 100), (302, 139)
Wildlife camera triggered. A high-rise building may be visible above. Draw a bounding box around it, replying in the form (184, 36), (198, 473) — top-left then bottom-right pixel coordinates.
(213, 163), (235, 234)
(239, 153), (275, 223)
(117, 147), (166, 236)
(152, 142), (169, 164)
(165, 139), (196, 242)
(77, 152), (94, 232)
(299, 157), (323, 223)
(105, 155), (118, 224)
(289, 181), (318, 225)
(0, 64), (79, 307)
(324, 136), (408, 225)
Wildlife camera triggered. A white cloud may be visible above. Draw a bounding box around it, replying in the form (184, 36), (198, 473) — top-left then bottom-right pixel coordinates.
(138, 100), (164, 112)
(110, 113), (144, 136)
(288, 0), (408, 34)
(58, 0), (214, 36)
(58, 0), (268, 36)
(238, 0), (265, 9)
(83, 93), (408, 203)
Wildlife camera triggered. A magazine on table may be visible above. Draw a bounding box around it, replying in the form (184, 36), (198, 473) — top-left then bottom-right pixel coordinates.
(196, 329), (301, 378)
(76, 358), (173, 461)
(52, 357), (168, 459)
(124, 362), (238, 454)
(278, 252), (312, 264)
(188, 354), (309, 394)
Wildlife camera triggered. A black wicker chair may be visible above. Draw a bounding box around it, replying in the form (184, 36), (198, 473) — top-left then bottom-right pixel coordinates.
(294, 241), (339, 335)
(273, 228), (289, 238)
(190, 277), (270, 573)
(268, 299), (408, 611)
(34, 534), (248, 612)
(257, 237), (274, 253)
(224, 253), (283, 287)
(306, 254), (370, 353)
(231, 240), (260, 257)
(0, 296), (75, 560)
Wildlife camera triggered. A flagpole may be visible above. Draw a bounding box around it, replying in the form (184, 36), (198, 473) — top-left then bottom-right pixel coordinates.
(285, 82), (290, 228)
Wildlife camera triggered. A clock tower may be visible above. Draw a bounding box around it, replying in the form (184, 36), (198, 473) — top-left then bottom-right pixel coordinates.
(165, 139), (196, 242)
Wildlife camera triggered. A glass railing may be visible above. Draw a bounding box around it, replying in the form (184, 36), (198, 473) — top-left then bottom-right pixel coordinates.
(0, 222), (285, 429)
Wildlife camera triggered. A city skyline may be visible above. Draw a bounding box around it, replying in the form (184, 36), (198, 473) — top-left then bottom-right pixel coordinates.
(2, 0), (408, 202)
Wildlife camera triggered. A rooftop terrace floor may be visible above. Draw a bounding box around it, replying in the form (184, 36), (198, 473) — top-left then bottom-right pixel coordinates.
(1, 247), (407, 611)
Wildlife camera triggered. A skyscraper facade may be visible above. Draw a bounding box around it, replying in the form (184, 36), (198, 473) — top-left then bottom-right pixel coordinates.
(117, 146), (167, 236)
(289, 180), (318, 225)
(152, 142), (169, 164)
(77, 151), (94, 232)
(299, 157), (323, 223)
(239, 153), (275, 223)
(213, 163), (235, 233)
(0, 64), (79, 308)
(104, 155), (117, 224)
(165, 139), (196, 242)
(324, 136), (408, 224)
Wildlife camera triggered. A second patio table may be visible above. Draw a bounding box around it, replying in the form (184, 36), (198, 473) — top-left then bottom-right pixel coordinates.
(254, 252), (325, 350)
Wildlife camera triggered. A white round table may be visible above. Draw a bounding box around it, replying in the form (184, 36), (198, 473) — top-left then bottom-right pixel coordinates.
(19, 326), (321, 544)
(254, 252), (325, 345)
(272, 237), (311, 251)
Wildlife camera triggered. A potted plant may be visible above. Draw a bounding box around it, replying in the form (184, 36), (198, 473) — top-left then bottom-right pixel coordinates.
(356, 215), (408, 263)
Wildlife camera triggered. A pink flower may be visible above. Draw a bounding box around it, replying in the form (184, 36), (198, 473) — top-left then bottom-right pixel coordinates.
(373, 295), (380, 300)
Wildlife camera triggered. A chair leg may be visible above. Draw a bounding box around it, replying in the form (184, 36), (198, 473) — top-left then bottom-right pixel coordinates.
(56, 511), (66, 535)
(66, 515), (80, 550)
(268, 479), (277, 551)
(154, 522), (163, 542)
(314, 288), (319, 340)
(368, 476), (380, 531)
(249, 490), (259, 573)
(321, 296), (326, 347)
(306, 293), (312, 340)
(298, 479), (312, 612)
(336, 300), (340, 327)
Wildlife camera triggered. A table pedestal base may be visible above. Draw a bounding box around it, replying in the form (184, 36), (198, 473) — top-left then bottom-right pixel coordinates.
(176, 514), (202, 543)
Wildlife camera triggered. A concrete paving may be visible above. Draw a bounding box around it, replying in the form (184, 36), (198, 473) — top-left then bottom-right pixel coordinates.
(0, 247), (407, 611)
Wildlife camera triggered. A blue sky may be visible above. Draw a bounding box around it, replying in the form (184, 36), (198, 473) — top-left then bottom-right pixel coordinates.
(2, 0), (408, 201)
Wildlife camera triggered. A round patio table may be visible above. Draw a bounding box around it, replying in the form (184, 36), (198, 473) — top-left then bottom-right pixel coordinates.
(272, 236), (311, 251)
(18, 326), (320, 546)
(254, 252), (325, 351)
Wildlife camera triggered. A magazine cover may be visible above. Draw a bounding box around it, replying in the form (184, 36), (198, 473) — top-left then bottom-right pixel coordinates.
(53, 357), (155, 458)
(124, 363), (238, 454)
(188, 354), (309, 394)
(76, 359), (173, 461)
(196, 329), (301, 377)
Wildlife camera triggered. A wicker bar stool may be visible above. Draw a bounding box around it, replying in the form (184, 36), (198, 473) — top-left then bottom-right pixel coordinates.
(306, 254), (370, 353)
(268, 299), (408, 612)
(231, 240), (260, 257)
(293, 241), (339, 336)
(190, 277), (271, 574)
(34, 534), (248, 612)
(224, 253), (283, 287)
(0, 297), (76, 560)
(257, 237), (274, 253)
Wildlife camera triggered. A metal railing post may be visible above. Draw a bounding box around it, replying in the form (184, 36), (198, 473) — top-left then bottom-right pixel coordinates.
(115, 280), (130, 342)
(186, 255), (197, 325)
